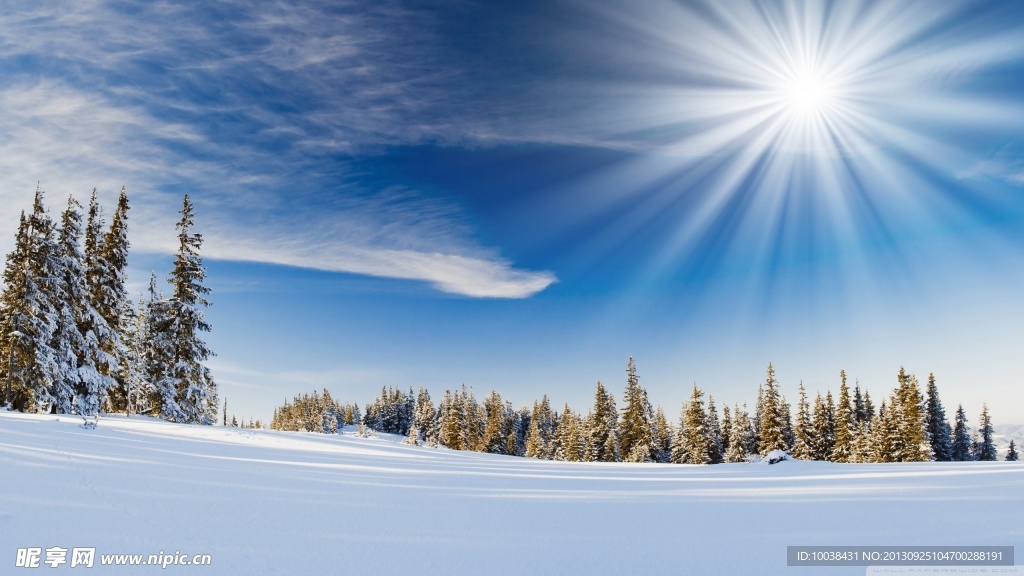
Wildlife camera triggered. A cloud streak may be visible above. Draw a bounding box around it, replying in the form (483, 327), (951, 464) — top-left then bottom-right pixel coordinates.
(0, 0), (556, 298)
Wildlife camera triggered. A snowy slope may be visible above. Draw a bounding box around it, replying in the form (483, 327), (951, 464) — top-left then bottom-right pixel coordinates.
(1, 412), (1021, 575)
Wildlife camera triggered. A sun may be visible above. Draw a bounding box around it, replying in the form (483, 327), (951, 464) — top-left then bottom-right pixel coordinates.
(782, 69), (835, 115)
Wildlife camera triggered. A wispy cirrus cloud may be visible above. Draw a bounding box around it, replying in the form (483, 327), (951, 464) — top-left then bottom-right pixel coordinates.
(0, 0), (556, 298)
(957, 145), (1024, 187)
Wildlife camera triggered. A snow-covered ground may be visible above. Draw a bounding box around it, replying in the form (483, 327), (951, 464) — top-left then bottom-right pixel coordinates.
(2, 411), (1021, 575)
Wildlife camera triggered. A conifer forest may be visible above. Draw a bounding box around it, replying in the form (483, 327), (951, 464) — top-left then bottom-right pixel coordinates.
(0, 187), (216, 424)
(271, 358), (1009, 464)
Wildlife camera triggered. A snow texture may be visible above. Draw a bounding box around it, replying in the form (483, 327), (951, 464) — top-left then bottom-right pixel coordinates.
(1, 411), (1022, 575)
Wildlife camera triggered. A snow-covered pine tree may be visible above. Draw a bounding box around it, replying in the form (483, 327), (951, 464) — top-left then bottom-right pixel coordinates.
(864, 391), (875, 421)
(17, 188), (63, 411)
(481, 390), (507, 454)
(951, 404), (973, 461)
(413, 387), (437, 446)
(811, 392), (834, 460)
(652, 405), (672, 463)
(461, 386), (484, 451)
(525, 402), (542, 458)
(870, 400), (893, 462)
(150, 196), (216, 424)
(320, 388), (339, 434)
(780, 395), (794, 452)
(555, 405), (586, 462)
(0, 208), (51, 409)
(752, 383), (763, 454)
(831, 370), (855, 463)
(505, 406), (530, 457)
(976, 404), (996, 461)
(724, 403), (753, 463)
(791, 381), (814, 460)
(850, 419), (873, 463)
(91, 188), (131, 414)
(892, 368), (931, 462)
(402, 386), (415, 435)
(1006, 440), (1019, 462)
(525, 394), (554, 459)
(143, 273), (175, 419)
(923, 373), (953, 461)
(619, 356), (654, 463)
(0, 212), (34, 410)
(54, 196), (112, 415)
(706, 395), (724, 464)
(853, 383), (866, 426)
(720, 404), (731, 457)
(673, 384), (711, 465)
(587, 381), (619, 462)
(46, 206), (81, 414)
(758, 363), (787, 456)
(404, 419), (421, 446)
(438, 389), (459, 448)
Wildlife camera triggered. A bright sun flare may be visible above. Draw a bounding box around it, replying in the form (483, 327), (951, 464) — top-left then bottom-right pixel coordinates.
(784, 71), (832, 114)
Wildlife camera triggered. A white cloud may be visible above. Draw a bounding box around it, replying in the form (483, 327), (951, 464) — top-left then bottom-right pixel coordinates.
(0, 1), (557, 298)
(956, 145), (1024, 187)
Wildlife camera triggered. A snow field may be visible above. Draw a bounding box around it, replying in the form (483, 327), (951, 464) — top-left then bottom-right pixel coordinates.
(1, 411), (1021, 575)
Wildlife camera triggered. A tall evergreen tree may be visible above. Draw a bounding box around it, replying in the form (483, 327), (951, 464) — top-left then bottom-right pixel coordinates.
(587, 381), (619, 462)
(555, 404), (586, 462)
(412, 387), (437, 446)
(438, 389), (460, 449)
(811, 392), (835, 460)
(862, 390), (875, 423)
(950, 404), (973, 461)
(791, 381), (814, 460)
(758, 363), (786, 456)
(87, 188), (131, 413)
(1, 212), (34, 409)
(871, 399), (898, 463)
(672, 384), (711, 465)
(525, 394), (554, 459)
(53, 196), (111, 415)
(481, 390), (507, 454)
(752, 383), (764, 454)
(619, 357), (654, 462)
(706, 395), (724, 464)
(16, 188), (63, 411)
(976, 404), (996, 461)
(891, 368), (930, 462)
(652, 405), (672, 463)
(780, 395), (794, 452)
(505, 406), (530, 457)
(720, 404), (731, 457)
(460, 385), (483, 451)
(853, 383), (867, 425)
(155, 195), (217, 424)
(724, 403), (754, 463)
(831, 370), (855, 463)
(142, 274), (176, 417)
(923, 373), (953, 461)
(1006, 440), (1019, 462)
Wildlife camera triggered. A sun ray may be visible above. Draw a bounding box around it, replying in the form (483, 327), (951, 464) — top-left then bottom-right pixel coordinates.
(551, 0), (1024, 335)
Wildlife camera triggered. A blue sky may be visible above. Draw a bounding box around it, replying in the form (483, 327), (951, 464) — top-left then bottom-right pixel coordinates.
(2, 0), (1024, 425)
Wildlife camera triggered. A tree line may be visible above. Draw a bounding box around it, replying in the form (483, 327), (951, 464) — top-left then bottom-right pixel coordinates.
(0, 186), (217, 424)
(271, 358), (1019, 463)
